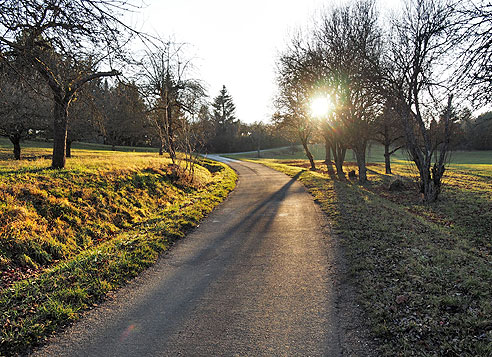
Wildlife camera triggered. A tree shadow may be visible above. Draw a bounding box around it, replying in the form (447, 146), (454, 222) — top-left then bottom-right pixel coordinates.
(2, 166), (53, 175)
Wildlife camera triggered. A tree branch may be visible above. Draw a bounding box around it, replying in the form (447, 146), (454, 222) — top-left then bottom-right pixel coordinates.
(68, 70), (120, 99)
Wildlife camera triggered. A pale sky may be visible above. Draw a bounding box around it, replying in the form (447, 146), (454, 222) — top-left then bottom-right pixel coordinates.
(138, 0), (400, 124)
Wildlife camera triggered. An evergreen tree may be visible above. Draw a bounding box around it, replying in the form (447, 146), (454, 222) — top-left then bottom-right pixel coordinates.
(212, 85), (237, 125)
(211, 85), (238, 152)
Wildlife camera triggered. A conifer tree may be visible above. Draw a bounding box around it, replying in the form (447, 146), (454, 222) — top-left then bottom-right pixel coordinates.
(211, 85), (238, 152)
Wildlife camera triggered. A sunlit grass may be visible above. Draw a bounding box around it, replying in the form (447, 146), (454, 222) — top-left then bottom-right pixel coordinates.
(0, 143), (237, 355)
(227, 142), (492, 165)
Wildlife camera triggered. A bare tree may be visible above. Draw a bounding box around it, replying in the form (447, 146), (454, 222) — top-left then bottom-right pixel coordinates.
(0, 56), (50, 159)
(457, 1), (492, 105)
(372, 100), (405, 174)
(141, 42), (205, 163)
(0, 0), (141, 168)
(175, 81), (208, 180)
(275, 35), (318, 170)
(314, 0), (384, 183)
(325, 113), (348, 179)
(386, 0), (459, 202)
(65, 80), (102, 157)
(249, 122), (267, 158)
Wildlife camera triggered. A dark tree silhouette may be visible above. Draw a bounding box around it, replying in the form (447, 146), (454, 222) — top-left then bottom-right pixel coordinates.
(372, 101), (404, 174)
(457, 2), (492, 105)
(99, 82), (148, 150)
(0, 0), (140, 168)
(314, 0), (383, 182)
(211, 85), (239, 153)
(65, 81), (102, 157)
(386, 0), (459, 202)
(275, 36), (318, 170)
(0, 56), (50, 159)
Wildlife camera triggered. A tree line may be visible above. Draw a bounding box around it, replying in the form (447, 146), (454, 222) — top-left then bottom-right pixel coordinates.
(274, 0), (491, 202)
(0, 0), (288, 168)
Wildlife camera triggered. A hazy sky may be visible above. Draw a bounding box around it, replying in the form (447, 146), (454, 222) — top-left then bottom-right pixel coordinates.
(139, 0), (400, 124)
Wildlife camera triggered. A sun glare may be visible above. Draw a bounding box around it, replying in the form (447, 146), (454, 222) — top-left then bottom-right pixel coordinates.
(310, 96), (332, 118)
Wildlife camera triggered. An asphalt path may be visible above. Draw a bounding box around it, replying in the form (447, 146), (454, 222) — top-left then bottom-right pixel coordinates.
(35, 158), (367, 356)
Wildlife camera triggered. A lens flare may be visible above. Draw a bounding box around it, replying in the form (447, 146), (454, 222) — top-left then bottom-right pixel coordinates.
(310, 96), (332, 118)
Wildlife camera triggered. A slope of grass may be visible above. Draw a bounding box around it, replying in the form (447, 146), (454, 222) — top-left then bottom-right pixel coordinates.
(0, 147), (237, 355)
(253, 158), (491, 357)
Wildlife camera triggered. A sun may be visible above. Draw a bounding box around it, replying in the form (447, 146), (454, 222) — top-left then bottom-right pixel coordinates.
(310, 96), (333, 118)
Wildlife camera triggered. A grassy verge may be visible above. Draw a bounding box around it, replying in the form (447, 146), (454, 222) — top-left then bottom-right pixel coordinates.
(252, 159), (491, 356)
(0, 149), (236, 355)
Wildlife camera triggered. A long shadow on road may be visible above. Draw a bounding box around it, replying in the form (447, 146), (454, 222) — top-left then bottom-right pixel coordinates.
(54, 170), (307, 356)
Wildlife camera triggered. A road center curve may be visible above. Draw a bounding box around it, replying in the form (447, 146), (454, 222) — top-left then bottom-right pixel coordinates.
(35, 159), (344, 356)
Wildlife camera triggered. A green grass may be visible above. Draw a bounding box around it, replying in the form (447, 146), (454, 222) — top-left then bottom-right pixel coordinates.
(0, 137), (159, 155)
(250, 158), (491, 356)
(227, 143), (492, 165)
(0, 143), (237, 355)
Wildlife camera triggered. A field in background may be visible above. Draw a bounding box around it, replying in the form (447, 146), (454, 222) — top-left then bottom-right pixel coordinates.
(249, 156), (491, 356)
(227, 143), (492, 166)
(0, 140), (236, 355)
(0, 137), (159, 159)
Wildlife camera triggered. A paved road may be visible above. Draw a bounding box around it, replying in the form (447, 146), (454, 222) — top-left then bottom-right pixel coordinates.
(35, 159), (347, 356)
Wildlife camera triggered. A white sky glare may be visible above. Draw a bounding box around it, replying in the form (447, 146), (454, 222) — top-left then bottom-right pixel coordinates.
(139, 0), (400, 124)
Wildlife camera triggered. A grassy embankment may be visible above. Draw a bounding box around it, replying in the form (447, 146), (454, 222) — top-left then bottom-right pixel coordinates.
(234, 147), (491, 356)
(0, 140), (236, 355)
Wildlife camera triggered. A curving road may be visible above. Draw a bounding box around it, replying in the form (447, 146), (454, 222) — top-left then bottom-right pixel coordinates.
(35, 158), (367, 356)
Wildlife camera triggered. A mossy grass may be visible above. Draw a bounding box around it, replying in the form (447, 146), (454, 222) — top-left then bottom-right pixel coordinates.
(0, 147), (236, 355)
(252, 158), (491, 357)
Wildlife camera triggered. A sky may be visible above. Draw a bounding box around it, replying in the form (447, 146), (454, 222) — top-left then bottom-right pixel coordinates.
(137, 0), (401, 124)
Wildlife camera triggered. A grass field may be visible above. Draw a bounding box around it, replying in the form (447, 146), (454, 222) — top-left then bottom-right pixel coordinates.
(0, 137), (159, 156)
(228, 143), (492, 165)
(244, 154), (491, 356)
(0, 140), (236, 355)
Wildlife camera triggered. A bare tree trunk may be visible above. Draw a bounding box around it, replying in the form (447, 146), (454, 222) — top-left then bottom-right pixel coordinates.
(300, 138), (316, 170)
(66, 140), (72, 158)
(384, 144), (392, 174)
(419, 162), (440, 202)
(9, 134), (21, 160)
(354, 143), (368, 183)
(165, 103), (177, 163)
(167, 137), (176, 163)
(52, 100), (68, 169)
(332, 140), (346, 179)
(401, 96), (452, 202)
(383, 121), (392, 174)
(324, 135), (331, 164)
(421, 96), (452, 202)
(159, 138), (164, 156)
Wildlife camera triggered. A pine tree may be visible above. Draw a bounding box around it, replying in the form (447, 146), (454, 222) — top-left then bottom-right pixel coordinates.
(212, 85), (237, 126)
(211, 85), (238, 152)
